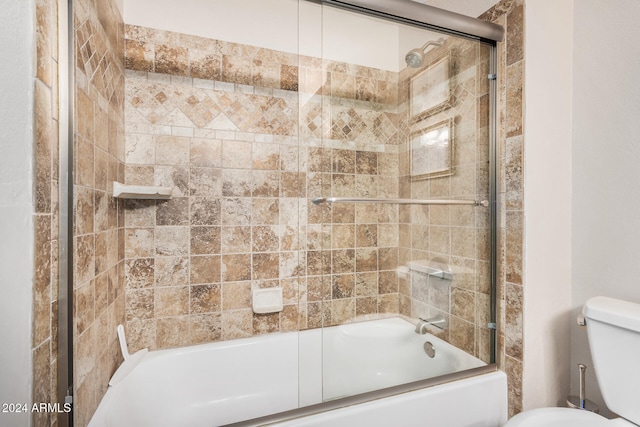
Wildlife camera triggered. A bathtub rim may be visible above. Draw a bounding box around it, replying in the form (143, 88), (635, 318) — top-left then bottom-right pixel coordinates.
(227, 363), (498, 427)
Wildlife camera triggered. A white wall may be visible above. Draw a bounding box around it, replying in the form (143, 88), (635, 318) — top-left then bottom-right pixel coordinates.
(571, 0), (640, 416)
(0, 0), (35, 425)
(522, 0), (574, 410)
(419, 0), (498, 19)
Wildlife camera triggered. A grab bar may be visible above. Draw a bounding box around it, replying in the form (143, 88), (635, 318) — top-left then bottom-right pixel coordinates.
(312, 197), (488, 207)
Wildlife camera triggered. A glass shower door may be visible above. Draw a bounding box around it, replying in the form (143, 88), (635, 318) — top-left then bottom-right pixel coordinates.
(301, 2), (495, 402)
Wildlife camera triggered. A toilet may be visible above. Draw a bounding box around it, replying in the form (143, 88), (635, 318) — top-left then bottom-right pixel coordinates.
(505, 296), (640, 427)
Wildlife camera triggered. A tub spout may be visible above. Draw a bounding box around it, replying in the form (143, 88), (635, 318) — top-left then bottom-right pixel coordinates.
(415, 315), (448, 334)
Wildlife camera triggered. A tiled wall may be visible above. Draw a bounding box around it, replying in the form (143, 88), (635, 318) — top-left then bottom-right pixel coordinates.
(480, 0), (525, 417)
(122, 25), (404, 351)
(32, 0), (60, 425)
(72, 0), (126, 425)
(304, 60), (403, 329)
(29, 0), (524, 424)
(396, 38), (493, 363)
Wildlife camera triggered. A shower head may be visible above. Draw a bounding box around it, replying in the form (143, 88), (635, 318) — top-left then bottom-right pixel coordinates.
(405, 37), (445, 68)
(405, 48), (425, 68)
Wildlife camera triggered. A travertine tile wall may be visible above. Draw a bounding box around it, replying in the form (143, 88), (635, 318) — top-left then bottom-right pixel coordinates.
(33, 0), (60, 425)
(72, 0), (126, 425)
(306, 60), (403, 329)
(32, 1), (524, 425)
(480, 0), (525, 417)
(396, 37), (493, 363)
(122, 25), (403, 351)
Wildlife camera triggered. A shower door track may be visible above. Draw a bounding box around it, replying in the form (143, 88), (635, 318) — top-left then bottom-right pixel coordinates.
(305, 0), (504, 43)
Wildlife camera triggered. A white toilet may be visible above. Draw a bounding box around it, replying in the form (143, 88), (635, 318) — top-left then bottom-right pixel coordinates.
(505, 296), (640, 427)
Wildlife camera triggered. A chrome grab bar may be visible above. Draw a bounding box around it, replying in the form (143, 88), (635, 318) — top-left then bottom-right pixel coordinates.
(312, 197), (488, 207)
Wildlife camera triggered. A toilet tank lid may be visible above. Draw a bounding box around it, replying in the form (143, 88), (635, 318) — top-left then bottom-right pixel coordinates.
(583, 296), (640, 332)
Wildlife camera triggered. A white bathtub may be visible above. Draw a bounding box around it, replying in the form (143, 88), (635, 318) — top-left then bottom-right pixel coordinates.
(89, 317), (507, 427)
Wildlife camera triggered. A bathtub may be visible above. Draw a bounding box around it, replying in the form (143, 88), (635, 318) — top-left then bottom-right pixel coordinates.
(89, 317), (507, 427)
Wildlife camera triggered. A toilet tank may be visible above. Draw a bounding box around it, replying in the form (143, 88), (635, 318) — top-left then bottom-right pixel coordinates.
(583, 296), (640, 424)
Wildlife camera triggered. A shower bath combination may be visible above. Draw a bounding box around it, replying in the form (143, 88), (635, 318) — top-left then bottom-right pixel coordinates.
(405, 37), (446, 68)
(58, 0), (506, 425)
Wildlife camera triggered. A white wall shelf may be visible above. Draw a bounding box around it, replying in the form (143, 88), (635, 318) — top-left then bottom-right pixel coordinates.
(112, 182), (172, 200)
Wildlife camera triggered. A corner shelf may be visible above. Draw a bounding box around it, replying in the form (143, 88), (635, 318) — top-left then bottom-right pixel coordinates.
(112, 182), (172, 200)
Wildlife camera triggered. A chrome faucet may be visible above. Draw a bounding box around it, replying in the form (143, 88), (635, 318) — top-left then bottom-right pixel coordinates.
(415, 315), (448, 334)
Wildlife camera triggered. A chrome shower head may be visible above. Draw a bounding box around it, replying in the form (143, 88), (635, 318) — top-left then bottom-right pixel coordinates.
(405, 48), (425, 68)
(405, 37), (445, 68)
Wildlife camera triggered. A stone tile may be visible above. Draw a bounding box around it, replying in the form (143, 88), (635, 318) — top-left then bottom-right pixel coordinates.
(190, 198), (221, 226)
(155, 45), (189, 76)
(190, 49), (221, 81)
(332, 149), (355, 174)
(505, 210), (523, 284)
(452, 288), (476, 323)
(356, 224), (377, 248)
(222, 140), (252, 169)
(221, 198), (251, 225)
(506, 3), (524, 66)
(190, 313), (222, 344)
(332, 224), (354, 249)
(378, 294), (399, 314)
(252, 198), (279, 225)
(221, 226), (251, 254)
(331, 249), (355, 274)
(280, 64), (298, 91)
(222, 55), (252, 86)
(506, 60), (523, 138)
(252, 142), (280, 171)
(449, 316), (476, 356)
(125, 258), (154, 289)
(252, 253), (280, 280)
(355, 248), (378, 272)
(125, 288), (154, 321)
(253, 312), (280, 334)
(222, 169), (252, 197)
(155, 256), (189, 287)
(126, 319), (156, 353)
(125, 39), (154, 72)
(252, 226), (280, 253)
(155, 197), (189, 226)
(156, 317), (190, 348)
(356, 272), (378, 297)
(34, 81), (52, 213)
(378, 271), (398, 294)
(331, 274), (355, 299)
(221, 309), (252, 340)
(330, 298), (355, 325)
(222, 282), (251, 313)
(75, 234), (95, 285)
(506, 356), (523, 417)
(190, 226), (221, 255)
(190, 284), (221, 314)
(190, 138), (222, 168)
(190, 255), (221, 284)
(155, 226), (189, 256)
(222, 254), (252, 282)
(155, 135), (189, 165)
(355, 151), (377, 175)
(155, 286), (189, 317)
(505, 283), (523, 360)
